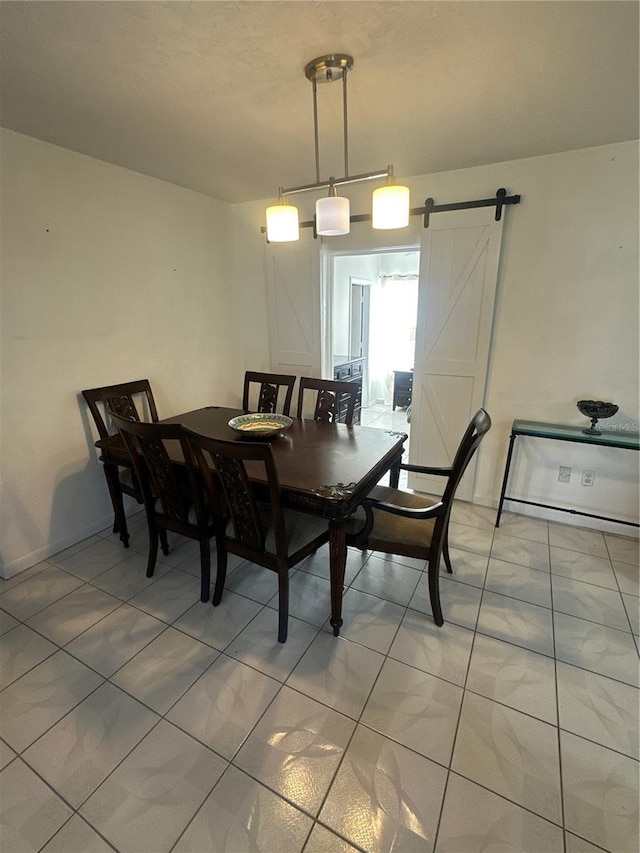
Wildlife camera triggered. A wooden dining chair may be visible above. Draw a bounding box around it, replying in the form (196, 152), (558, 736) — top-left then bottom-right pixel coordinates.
(82, 379), (159, 547)
(296, 376), (358, 425)
(183, 428), (330, 643)
(111, 414), (216, 603)
(242, 371), (297, 416)
(346, 409), (491, 626)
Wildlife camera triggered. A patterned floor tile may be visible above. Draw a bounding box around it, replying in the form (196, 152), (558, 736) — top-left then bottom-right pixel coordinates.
(167, 654), (280, 759)
(466, 633), (557, 724)
(561, 730), (639, 853)
(288, 633), (384, 719)
(0, 650), (103, 752)
(389, 609), (474, 686)
(554, 611), (639, 687)
(477, 590), (554, 657)
(557, 662), (639, 759)
(452, 692), (562, 823)
(22, 682), (158, 808)
(110, 627), (219, 714)
(235, 686), (355, 816)
(173, 765), (312, 852)
(80, 720), (226, 853)
(320, 725), (447, 853)
(0, 758), (72, 852)
(65, 602), (166, 677)
(436, 772), (563, 852)
(361, 657), (463, 765)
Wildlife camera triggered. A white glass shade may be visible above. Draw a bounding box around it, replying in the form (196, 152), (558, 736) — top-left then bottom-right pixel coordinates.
(372, 183), (410, 229)
(316, 195), (350, 236)
(265, 202), (299, 242)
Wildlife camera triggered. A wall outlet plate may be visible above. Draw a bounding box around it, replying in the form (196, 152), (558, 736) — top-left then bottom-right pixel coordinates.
(581, 470), (595, 486)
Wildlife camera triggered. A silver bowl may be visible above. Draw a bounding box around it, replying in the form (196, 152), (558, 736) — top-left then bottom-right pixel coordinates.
(228, 413), (293, 438)
(576, 400), (618, 435)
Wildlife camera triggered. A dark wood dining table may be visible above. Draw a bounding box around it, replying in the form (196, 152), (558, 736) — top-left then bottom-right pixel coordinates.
(99, 406), (407, 636)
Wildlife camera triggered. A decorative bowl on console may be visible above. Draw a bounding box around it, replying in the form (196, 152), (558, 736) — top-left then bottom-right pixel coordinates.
(576, 400), (618, 436)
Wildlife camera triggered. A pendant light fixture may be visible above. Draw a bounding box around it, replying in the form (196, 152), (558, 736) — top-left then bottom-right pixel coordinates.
(372, 166), (411, 229)
(265, 191), (299, 242)
(264, 54), (410, 242)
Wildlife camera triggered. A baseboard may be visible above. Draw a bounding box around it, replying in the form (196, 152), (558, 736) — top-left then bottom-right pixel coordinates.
(1, 512), (116, 580)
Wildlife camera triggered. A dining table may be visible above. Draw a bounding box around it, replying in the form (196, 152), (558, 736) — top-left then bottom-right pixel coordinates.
(98, 405), (407, 636)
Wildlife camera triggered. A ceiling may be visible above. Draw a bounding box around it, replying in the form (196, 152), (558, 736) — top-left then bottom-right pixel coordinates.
(1, 1), (638, 204)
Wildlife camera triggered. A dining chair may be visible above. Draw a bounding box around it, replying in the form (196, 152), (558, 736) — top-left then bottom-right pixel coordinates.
(242, 371), (297, 416)
(111, 414), (215, 603)
(82, 379), (159, 547)
(296, 376), (358, 425)
(183, 428), (330, 643)
(346, 409), (491, 626)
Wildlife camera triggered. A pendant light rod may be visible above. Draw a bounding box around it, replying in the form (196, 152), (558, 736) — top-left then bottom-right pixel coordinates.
(280, 167), (391, 197)
(312, 77), (320, 184)
(342, 69), (349, 178)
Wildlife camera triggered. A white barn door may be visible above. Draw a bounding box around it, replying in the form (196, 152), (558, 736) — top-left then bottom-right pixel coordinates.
(266, 240), (321, 378)
(409, 207), (505, 501)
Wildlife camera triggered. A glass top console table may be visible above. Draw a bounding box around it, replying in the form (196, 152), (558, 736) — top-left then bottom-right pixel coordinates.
(495, 419), (639, 528)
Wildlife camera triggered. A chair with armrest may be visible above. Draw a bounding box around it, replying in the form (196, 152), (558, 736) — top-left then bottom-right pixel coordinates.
(183, 428), (330, 643)
(111, 414), (215, 603)
(346, 409), (491, 626)
(242, 371), (297, 416)
(82, 379), (159, 547)
(296, 376), (358, 425)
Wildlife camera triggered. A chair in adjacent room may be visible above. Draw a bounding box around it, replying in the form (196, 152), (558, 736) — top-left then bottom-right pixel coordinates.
(346, 409), (492, 626)
(112, 414), (215, 603)
(296, 376), (358, 425)
(242, 371), (297, 416)
(184, 428), (330, 642)
(82, 379), (159, 547)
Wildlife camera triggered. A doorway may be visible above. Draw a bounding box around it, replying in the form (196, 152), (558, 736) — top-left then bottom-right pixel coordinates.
(326, 249), (420, 423)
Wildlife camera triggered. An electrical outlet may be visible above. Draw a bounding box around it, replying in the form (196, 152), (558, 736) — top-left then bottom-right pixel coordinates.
(558, 466), (571, 483)
(581, 470), (595, 486)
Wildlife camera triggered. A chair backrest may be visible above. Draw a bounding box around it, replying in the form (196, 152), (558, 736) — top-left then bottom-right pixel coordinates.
(111, 414), (204, 527)
(82, 380), (159, 441)
(184, 428), (288, 557)
(242, 371), (296, 416)
(296, 377), (357, 425)
(441, 409), (492, 508)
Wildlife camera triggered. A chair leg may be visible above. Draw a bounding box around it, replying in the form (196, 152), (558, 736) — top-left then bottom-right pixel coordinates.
(212, 540), (227, 606)
(428, 551), (444, 626)
(199, 539), (211, 603)
(103, 463), (130, 547)
(159, 529), (170, 556)
(277, 566), (289, 643)
(146, 517), (159, 578)
(443, 529), (453, 574)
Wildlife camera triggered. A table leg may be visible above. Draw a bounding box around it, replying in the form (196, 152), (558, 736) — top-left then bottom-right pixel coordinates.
(328, 519), (346, 636)
(495, 431), (517, 528)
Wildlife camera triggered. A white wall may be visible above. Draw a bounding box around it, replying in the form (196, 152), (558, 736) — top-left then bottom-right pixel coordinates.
(234, 141), (639, 534)
(1, 129), (243, 577)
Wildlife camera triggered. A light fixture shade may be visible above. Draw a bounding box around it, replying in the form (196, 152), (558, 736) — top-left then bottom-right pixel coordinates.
(265, 201), (299, 242)
(372, 183), (410, 229)
(316, 195), (350, 236)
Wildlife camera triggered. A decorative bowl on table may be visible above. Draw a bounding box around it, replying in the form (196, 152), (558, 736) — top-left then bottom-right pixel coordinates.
(228, 413), (293, 438)
(576, 400), (618, 436)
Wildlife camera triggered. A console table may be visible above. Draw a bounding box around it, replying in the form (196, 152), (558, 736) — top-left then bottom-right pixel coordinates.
(496, 419), (639, 528)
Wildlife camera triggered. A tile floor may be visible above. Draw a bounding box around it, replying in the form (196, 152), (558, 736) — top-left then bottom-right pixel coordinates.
(1, 499), (638, 852)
